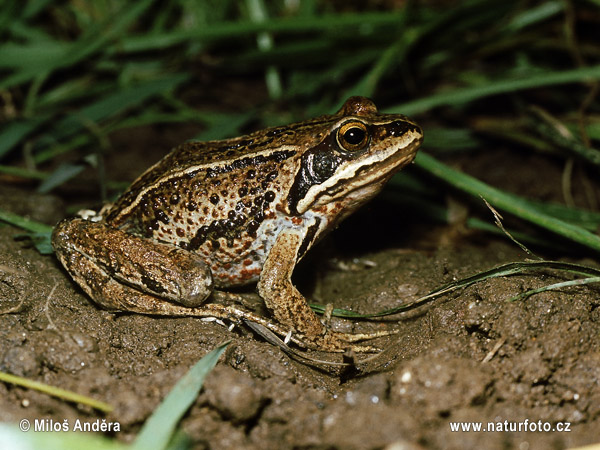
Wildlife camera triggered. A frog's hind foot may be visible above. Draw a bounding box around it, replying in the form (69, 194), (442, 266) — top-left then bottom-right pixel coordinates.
(297, 328), (398, 353)
(336, 328), (399, 342)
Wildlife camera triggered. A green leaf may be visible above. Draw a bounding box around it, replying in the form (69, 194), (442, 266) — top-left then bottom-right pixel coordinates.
(0, 371), (112, 413)
(51, 74), (191, 142)
(0, 116), (49, 159)
(37, 163), (86, 194)
(415, 152), (600, 252)
(0, 209), (52, 234)
(132, 342), (229, 450)
(391, 64), (600, 115)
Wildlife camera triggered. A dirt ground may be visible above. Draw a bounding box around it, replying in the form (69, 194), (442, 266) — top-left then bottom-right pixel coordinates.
(1, 123), (599, 449)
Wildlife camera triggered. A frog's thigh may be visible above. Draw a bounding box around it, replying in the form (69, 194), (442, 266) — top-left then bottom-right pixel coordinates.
(257, 230), (326, 339)
(52, 218), (212, 307)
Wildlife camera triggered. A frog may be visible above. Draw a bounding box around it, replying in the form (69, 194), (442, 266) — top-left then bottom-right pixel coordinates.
(52, 96), (423, 352)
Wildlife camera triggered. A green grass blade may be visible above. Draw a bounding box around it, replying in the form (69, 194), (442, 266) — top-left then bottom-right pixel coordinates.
(37, 163), (86, 194)
(52, 73), (191, 141)
(0, 164), (47, 180)
(118, 12), (406, 52)
(415, 152), (600, 252)
(0, 0), (154, 90)
(311, 260), (600, 318)
(0, 116), (49, 159)
(504, 1), (563, 32)
(132, 342), (229, 450)
(0, 371), (113, 413)
(0, 209), (53, 254)
(509, 277), (600, 302)
(391, 64), (600, 115)
(0, 209), (53, 234)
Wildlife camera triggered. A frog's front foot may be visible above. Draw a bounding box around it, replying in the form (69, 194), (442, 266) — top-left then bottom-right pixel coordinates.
(258, 230), (397, 353)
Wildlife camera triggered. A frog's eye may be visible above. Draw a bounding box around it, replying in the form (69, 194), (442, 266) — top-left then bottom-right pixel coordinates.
(337, 121), (369, 152)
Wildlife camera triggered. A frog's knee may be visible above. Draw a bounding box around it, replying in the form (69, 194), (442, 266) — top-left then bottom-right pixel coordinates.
(171, 256), (213, 307)
(51, 218), (79, 251)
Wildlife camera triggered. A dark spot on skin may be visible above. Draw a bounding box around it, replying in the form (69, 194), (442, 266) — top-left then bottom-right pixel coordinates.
(155, 209), (169, 224)
(228, 210), (236, 220)
(210, 194), (220, 205)
(247, 169), (256, 179)
(188, 226), (208, 250)
(265, 191), (276, 202)
(267, 128), (284, 137)
(141, 275), (167, 294)
(187, 201), (197, 212)
(238, 186), (248, 197)
(266, 171), (278, 182)
(211, 239), (220, 250)
(176, 228), (185, 237)
(169, 193), (180, 205)
(247, 220), (260, 237)
(254, 195), (264, 206)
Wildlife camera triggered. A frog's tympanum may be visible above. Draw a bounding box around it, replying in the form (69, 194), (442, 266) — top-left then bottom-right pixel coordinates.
(52, 97), (423, 352)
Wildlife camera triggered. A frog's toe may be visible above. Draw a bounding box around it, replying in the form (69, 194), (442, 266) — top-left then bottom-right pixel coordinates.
(336, 328), (399, 343)
(307, 329), (395, 352)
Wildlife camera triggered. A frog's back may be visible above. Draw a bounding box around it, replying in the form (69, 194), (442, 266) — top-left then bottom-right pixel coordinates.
(100, 118), (342, 286)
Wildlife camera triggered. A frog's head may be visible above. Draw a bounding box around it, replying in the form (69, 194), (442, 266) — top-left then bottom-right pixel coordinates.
(287, 96), (423, 215)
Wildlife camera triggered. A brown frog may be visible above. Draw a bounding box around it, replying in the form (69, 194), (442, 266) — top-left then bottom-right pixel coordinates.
(52, 96), (423, 352)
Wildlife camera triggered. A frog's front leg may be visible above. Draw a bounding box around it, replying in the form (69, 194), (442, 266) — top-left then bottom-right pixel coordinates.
(52, 218), (213, 309)
(258, 230), (390, 352)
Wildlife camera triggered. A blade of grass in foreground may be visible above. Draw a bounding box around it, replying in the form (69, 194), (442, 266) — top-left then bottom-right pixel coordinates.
(0, 371), (112, 413)
(0, 209), (53, 254)
(132, 342), (229, 450)
(415, 152), (600, 252)
(0, 209), (52, 234)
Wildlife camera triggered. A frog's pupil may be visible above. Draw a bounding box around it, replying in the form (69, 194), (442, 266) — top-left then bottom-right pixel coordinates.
(344, 127), (365, 146)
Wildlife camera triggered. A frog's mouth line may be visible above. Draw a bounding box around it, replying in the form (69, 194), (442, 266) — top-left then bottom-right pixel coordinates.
(296, 135), (422, 213)
(323, 138), (421, 198)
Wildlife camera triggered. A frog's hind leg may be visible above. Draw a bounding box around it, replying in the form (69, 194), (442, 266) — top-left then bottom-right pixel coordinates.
(55, 241), (313, 346)
(53, 218), (213, 307)
(52, 219), (392, 352)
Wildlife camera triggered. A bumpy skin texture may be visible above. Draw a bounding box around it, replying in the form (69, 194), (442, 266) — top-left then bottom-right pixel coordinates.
(52, 97), (423, 352)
